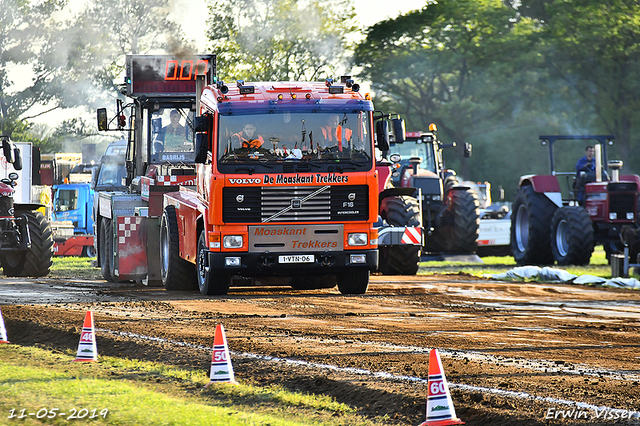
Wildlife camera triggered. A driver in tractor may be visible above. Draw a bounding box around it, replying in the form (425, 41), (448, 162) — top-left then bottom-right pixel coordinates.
(575, 145), (595, 204)
(319, 114), (352, 156)
(158, 109), (190, 151)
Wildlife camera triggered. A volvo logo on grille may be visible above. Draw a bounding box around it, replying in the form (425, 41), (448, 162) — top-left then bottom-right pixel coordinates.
(291, 199), (302, 209)
(348, 193), (356, 201)
(236, 194), (244, 203)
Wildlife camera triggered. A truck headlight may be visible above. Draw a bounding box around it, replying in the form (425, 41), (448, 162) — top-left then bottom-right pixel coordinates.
(609, 212), (617, 220)
(348, 233), (367, 246)
(627, 212), (634, 220)
(223, 235), (243, 248)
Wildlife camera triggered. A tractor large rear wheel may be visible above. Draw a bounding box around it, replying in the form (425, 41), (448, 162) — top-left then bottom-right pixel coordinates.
(550, 206), (594, 265)
(2, 212), (54, 277)
(379, 195), (422, 275)
(160, 205), (197, 291)
(511, 186), (557, 265)
(432, 189), (480, 253)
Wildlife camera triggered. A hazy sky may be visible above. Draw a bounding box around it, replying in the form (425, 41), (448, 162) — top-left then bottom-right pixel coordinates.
(19, 0), (427, 126)
(171, 0), (427, 50)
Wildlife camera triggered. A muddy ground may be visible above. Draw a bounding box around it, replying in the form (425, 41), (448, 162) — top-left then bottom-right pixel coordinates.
(1, 274), (640, 425)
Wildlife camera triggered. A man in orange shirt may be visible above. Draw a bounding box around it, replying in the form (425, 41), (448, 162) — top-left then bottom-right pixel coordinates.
(320, 114), (352, 152)
(232, 123), (264, 149)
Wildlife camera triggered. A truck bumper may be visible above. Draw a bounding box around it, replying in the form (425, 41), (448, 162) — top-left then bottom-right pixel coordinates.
(207, 249), (378, 276)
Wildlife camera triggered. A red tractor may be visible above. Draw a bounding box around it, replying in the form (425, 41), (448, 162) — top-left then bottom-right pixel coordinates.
(511, 135), (640, 265)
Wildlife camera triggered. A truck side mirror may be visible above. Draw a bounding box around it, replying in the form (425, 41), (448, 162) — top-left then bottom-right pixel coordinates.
(12, 147), (22, 171)
(195, 133), (208, 164)
(97, 108), (108, 131)
(464, 142), (472, 158)
(1, 139), (13, 164)
(391, 118), (405, 143)
(375, 120), (390, 152)
(194, 114), (212, 164)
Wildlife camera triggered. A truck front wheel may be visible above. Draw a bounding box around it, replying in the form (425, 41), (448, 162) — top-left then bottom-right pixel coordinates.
(196, 230), (231, 295)
(160, 205), (197, 291)
(336, 269), (369, 294)
(99, 219), (113, 282)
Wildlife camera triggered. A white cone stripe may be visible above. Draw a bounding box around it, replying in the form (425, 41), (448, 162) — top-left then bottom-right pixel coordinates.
(0, 309), (8, 342)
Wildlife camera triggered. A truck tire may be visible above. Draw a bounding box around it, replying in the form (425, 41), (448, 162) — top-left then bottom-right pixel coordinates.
(2, 212), (54, 277)
(336, 269), (369, 294)
(99, 219), (114, 282)
(433, 189), (480, 253)
(550, 206), (594, 265)
(379, 195), (421, 275)
(511, 185), (557, 265)
(83, 245), (97, 258)
(160, 205), (197, 291)
(290, 274), (336, 290)
(196, 230), (231, 295)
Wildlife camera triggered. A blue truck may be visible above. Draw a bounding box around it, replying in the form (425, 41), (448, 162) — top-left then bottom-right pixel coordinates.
(52, 182), (96, 256)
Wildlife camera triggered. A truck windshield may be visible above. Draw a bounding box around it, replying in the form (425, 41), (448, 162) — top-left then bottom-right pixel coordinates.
(150, 107), (195, 161)
(390, 140), (437, 173)
(96, 162), (126, 190)
(55, 189), (78, 212)
(217, 112), (372, 165)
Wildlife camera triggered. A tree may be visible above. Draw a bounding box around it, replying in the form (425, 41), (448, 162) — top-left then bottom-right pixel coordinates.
(354, 1), (543, 178)
(523, 0), (640, 169)
(1, 0), (193, 147)
(206, 0), (357, 81)
(0, 0), (66, 135)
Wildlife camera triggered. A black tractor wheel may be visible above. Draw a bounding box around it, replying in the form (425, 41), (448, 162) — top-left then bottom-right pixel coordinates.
(511, 185), (557, 265)
(2, 211), (54, 277)
(290, 274), (336, 290)
(379, 195), (422, 275)
(22, 211), (54, 277)
(0, 246), (26, 277)
(432, 189), (480, 253)
(196, 230), (231, 295)
(99, 219), (113, 282)
(336, 269), (369, 294)
(160, 205), (197, 291)
(550, 206), (594, 265)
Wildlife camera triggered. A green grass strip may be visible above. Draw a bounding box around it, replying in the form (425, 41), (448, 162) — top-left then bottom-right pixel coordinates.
(0, 345), (375, 426)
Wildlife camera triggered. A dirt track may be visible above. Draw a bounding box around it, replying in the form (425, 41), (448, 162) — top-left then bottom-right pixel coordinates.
(2, 273), (640, 425)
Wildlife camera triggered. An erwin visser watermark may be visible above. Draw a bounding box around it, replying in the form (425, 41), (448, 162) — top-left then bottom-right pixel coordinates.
(545, 407), (639, 421)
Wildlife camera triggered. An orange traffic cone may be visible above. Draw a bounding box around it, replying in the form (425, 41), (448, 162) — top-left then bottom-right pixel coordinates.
(205, 324), (236, 385)
(419, 349), (464, 426)
(0, 307), (9, 344)
(74, 311), (98, 362)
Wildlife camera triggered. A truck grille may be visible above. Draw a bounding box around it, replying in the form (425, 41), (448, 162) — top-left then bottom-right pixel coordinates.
(223, 185), (369, 223)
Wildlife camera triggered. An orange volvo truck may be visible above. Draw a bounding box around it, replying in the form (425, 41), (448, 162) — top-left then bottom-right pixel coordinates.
(161, 76), (409, 295)
(96, 55), (417, 294)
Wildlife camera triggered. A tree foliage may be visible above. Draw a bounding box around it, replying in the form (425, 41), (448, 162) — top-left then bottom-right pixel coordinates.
(355, 0), (640, 195)
(1, 0), (191, 147)
(206, 0), (357, 81)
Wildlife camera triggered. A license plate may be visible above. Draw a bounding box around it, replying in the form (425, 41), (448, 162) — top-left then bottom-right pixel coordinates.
(278, 255), (314, 264)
